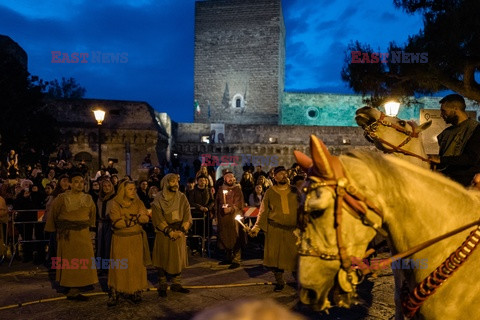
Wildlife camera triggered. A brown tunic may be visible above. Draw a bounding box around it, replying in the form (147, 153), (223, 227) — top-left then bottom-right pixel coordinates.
(44, 191), (98, 287)
(215, 184), (245, 250)
(257, 185), (298, 272)
(108, 198), (151, 294)
(151, 191), (192, 274)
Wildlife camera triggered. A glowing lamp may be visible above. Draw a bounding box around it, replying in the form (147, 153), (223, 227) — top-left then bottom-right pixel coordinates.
(384, 101), (400, 117)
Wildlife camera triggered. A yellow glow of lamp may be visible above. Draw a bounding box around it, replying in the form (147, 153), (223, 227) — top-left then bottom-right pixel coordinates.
(384, 101), (400, 117)
(93, 109), (106, 125)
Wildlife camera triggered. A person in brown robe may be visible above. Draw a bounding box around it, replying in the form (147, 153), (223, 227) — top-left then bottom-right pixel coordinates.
(107, 180), (151, 306)
(151, 173), (192, 297)
(215, 170), (245, 269)
(250, 166), (298, 291)
(44, 172), (98, 300)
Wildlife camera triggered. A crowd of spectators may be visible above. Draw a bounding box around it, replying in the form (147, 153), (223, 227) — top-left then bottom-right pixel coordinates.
(0, 147), (307, 266)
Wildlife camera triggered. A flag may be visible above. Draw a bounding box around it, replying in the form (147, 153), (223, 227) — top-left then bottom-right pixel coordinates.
(194, 100), (201, 114)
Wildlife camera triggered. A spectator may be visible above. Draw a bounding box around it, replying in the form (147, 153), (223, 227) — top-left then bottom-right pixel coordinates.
(240, 171), (255, 204)
(142, 153), (153, 169)
(7, 159), (19, 179)
(106, 159), (119, 176)
(42, 169), (57, 188)
(89, 180), (100, 204)
(252, 165), (267, 183)
(137, 180), (151, 209)
(96, 178), (116, 274)
(248, 184), (264, 208)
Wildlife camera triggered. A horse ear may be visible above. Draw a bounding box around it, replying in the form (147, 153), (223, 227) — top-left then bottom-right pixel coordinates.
(310, 135), (334, 179)
(417, 120), (432, 132)
(293, 150), (313, 172)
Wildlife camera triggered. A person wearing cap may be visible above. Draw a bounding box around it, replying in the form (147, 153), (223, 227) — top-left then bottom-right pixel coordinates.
(215, 170), (246, 269)
(249, 166), (298, 291)
(44, 172), (98, 300)
(151, 173), (192, 297)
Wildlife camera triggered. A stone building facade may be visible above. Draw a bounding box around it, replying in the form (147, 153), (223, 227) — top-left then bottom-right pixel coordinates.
(43, 99), (169, 180)
(194, 0), (285, 125)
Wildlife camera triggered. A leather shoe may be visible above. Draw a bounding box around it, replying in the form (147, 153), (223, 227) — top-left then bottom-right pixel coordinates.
(157, 288), (167, 297)
(274, 284), (285, 292)
(228, 263), (240, 269)
(170, 284), (190, 294)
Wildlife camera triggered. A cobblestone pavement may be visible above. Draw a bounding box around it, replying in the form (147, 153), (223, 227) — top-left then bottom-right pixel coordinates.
(0, 251), (396, 320)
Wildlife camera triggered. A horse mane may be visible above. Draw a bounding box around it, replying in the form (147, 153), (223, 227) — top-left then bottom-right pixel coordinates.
(339, 150), (479, 223)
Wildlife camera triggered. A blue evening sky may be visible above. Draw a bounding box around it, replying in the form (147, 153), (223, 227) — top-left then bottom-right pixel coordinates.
(0, 0), (423, 123)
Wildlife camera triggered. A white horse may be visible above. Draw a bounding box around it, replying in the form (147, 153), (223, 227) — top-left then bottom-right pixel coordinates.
(355, 106), (432, 169)
(295, 135), (480, 319)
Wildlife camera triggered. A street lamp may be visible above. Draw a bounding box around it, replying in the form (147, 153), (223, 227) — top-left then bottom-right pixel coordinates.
(384, 101), (400, 117)
(93, 109), (106, 170)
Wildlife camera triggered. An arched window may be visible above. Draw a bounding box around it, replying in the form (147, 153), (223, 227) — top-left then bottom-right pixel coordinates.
(231, 93), (245, 109)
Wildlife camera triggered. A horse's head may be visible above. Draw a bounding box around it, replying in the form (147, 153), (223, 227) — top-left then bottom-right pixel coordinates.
(355, 107), (431, 165)
(295, 135), (382, 311)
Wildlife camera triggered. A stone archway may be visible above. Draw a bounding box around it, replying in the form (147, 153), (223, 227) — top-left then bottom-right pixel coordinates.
(74, 152), (93, 163)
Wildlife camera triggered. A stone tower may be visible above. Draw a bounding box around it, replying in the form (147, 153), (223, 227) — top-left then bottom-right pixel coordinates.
(194, 0), (285, 124)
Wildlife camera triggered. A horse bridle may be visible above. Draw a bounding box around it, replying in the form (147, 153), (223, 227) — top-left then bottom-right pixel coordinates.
(298, 157), (480, 317)
(363, 112), (431, 163)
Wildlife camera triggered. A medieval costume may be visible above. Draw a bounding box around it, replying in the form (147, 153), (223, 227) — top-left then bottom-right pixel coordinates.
(107, 180), (151, 305)
(251, 166), (298, 291)
(44, 173), (98, 300)
(151, 173), (192, 297)
(96, 179), (116, 266)
(215, 171), (245, 269)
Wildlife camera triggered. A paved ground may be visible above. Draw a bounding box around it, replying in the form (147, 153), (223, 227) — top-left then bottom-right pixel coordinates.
(0, 245), (396, 320)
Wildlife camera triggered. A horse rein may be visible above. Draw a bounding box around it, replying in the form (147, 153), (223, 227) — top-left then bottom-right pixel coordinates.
(363, 112), (432, 163)
(300, 157), (480, 317)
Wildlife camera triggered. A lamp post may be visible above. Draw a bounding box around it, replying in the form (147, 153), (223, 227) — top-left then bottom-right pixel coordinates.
(93, 109), (106, 171)
(384, 101), (400, 117)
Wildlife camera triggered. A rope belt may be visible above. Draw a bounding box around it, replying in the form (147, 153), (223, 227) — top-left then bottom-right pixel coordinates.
(56, 219), (90, 241)
(268, 219), (296, 231)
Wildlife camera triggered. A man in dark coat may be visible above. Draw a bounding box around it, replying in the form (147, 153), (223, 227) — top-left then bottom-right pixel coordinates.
(429, 94), (480, 186)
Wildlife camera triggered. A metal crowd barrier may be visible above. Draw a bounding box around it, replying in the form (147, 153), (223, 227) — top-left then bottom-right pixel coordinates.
(7, 209), (49, 267)
(189, 207), (209, 257)
(3, 207), (212, 266)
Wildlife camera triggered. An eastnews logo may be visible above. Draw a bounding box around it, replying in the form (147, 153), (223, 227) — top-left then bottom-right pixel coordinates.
(51, 51), (128, 63)
(201, 154), (279, 167)
(51, 257), (128, 269)
(351, 257), (428, 270)
(351, 51), (428, 64)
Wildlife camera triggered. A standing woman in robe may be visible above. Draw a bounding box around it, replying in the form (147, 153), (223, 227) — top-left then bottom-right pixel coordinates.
(96, 178), (116, 274)
(107, 180), (151, 306)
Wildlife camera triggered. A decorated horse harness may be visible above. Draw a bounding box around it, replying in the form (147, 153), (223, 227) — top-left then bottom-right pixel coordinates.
(298, 150), (480, 318)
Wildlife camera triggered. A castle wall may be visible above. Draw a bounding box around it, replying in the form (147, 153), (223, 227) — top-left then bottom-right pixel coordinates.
(194, 0), (284, 125)
(173, 122), (376, 179)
